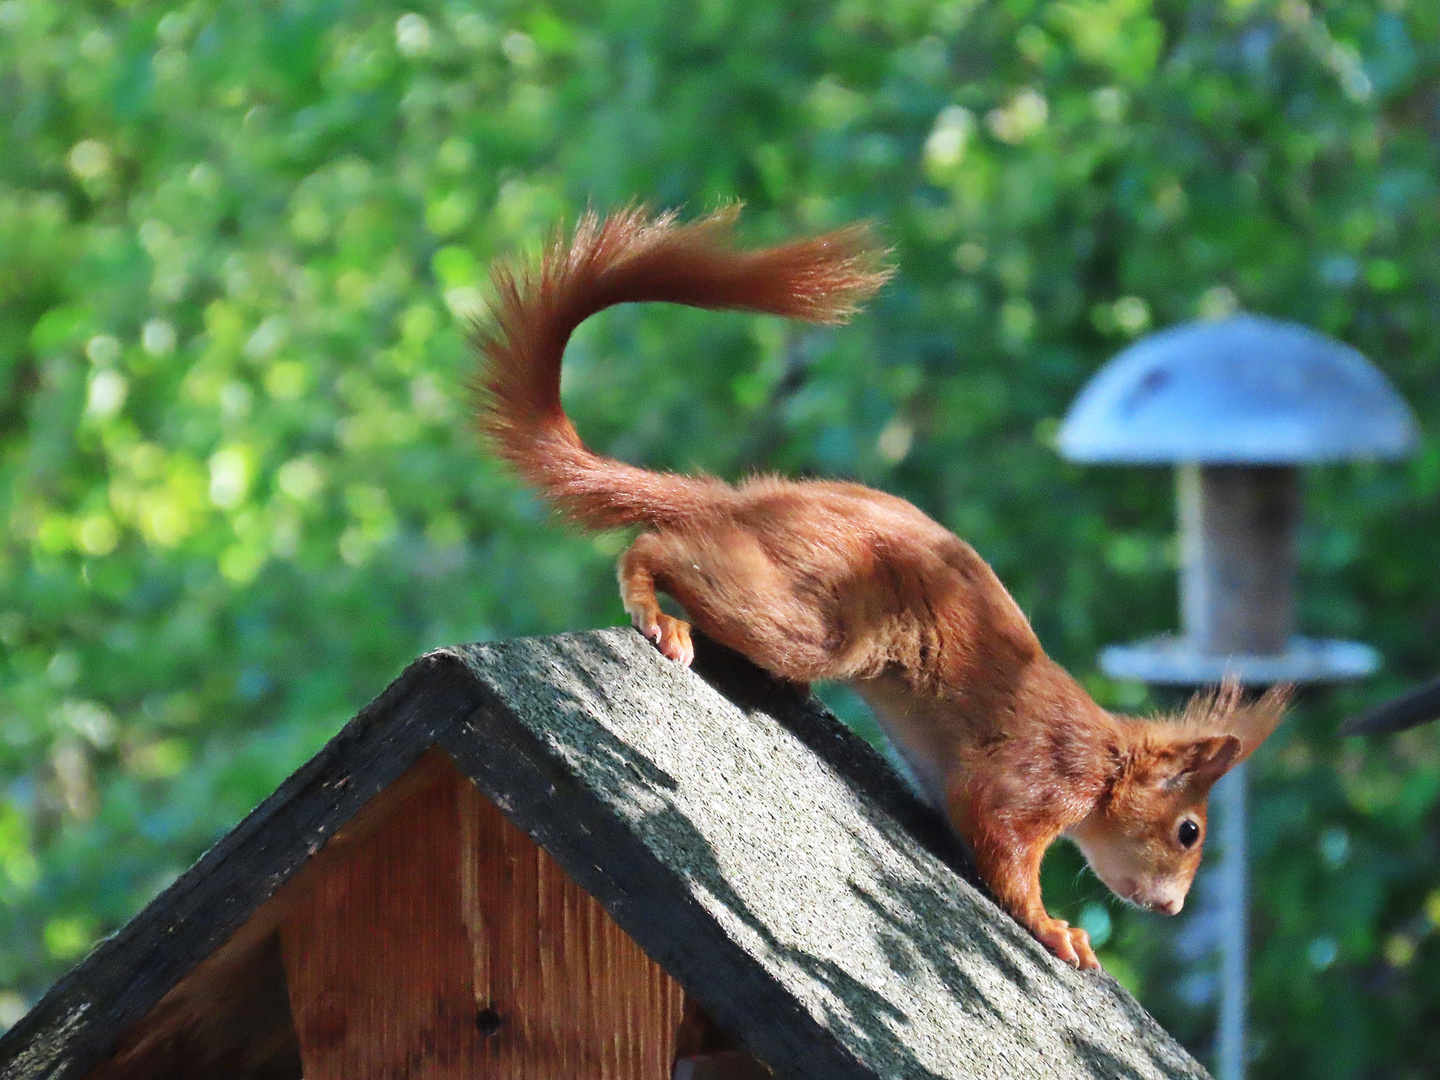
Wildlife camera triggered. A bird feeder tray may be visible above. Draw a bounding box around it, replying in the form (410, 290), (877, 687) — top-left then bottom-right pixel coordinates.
(1100, 634), (1379, 687)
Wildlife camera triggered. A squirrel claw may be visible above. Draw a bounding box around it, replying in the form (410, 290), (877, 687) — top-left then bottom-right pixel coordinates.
(1068, 926), (1100, 970)
(1034, 920), (1100, 970)
(635, 612), (693, 667)
(1033, 918), (1091, 969)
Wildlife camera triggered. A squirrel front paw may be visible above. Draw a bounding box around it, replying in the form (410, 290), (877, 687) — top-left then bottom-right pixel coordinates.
(1032, 917), (1101, 971)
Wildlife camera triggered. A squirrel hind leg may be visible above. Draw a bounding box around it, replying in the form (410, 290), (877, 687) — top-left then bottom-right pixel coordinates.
(651, 612), (694, 666)
(618, 528), (840, 682)
(618, 534), (695, 666)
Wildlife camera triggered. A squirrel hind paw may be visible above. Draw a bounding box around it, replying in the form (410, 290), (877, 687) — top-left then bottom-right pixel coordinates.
(648, 613), (694, 667)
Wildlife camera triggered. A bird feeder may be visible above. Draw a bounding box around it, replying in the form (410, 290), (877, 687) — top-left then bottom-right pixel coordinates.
(1057, 312), (1417, 1080)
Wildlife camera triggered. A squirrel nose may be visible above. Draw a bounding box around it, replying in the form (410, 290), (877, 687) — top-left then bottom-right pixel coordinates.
(1155, 896), (1183, 915)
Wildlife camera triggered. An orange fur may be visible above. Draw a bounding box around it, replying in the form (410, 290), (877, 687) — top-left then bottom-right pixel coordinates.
(472, 206), (1291, 971)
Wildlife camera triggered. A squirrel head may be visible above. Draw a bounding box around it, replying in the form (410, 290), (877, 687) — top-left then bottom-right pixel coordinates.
(1067, 681), (1290, 915)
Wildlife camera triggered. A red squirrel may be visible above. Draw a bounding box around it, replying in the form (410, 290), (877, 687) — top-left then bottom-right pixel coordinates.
(473, 205), (1289, 970)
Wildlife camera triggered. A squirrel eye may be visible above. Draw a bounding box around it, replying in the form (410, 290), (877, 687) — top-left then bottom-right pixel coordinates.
(1177, 819), (1200, 848)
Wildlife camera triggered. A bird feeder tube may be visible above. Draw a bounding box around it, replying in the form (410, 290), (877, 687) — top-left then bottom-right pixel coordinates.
(1100, 461), (1378, 687)
(1098, 461), (1378, 683)
(1178, 464), (1296, 657)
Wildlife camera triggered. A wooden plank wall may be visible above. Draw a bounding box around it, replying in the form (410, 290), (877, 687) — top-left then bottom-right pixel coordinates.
(279, 750), (685, 1079)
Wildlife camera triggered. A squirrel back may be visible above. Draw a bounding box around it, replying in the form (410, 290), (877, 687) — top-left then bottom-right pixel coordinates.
(472, 205), (891, 529)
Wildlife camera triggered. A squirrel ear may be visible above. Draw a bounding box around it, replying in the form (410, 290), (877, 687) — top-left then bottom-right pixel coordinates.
(1140, 734), (1242, 788)
(1177, 734), (1243, 785)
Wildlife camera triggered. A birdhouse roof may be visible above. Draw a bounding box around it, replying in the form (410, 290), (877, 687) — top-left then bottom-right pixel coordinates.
(0, 629), (1206, 1080)
(1057, 314), (1417, 464)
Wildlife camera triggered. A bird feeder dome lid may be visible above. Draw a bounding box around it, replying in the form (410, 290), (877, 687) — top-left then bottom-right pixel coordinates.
(1057, 314), (1418, 464)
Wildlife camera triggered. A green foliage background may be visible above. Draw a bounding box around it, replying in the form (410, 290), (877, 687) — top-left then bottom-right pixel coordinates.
(2, 0), (1439, 1073)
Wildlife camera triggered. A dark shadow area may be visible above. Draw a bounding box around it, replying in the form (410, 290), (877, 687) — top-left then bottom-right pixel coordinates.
(88, 931), (302, 1080)
(1066, 1032), (1156, 1080)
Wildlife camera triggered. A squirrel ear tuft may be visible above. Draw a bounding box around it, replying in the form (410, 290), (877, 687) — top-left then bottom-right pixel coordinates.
(1230, 684), (1292, 763)
(1177, 679), (1292, 764)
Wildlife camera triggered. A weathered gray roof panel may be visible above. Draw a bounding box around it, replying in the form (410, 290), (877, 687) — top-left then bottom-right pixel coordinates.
(446, 631), (1208, 1080)
(0, 630), (1208, 1080)
(1057, 314), (1418, 464)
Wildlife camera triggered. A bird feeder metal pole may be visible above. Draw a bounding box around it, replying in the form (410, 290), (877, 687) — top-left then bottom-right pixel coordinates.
(1214, 764), (1248, 1080)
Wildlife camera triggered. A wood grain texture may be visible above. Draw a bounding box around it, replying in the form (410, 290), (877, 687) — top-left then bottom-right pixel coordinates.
(458, 762), (683, 1080)
(280, 750), (682, 1080)
(84, 928), (300, 1080)
(280, 752), (478, 1079)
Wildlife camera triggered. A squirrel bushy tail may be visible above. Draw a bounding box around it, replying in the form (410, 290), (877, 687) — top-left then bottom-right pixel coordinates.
(472, 205), (891, 530)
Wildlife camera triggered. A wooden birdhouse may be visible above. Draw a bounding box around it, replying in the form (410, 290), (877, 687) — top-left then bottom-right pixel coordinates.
(0, 630), (1208, 1080)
